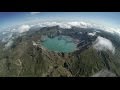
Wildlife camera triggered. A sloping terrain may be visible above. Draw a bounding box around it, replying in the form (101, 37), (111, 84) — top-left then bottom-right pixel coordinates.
(0, 26), (120, 77)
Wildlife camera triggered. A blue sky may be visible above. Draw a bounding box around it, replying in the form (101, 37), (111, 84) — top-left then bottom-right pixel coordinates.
(0, 12), (120, 30)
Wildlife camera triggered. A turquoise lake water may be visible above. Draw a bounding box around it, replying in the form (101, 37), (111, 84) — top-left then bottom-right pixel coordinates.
(41, 36), (77, 53)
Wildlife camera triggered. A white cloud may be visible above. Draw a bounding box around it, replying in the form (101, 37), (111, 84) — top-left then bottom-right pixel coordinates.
(21, 21), (119, 35)
(68, 22), (80, 26)
(30, 12), (41, 15)
(88, 32), (96, 36)
(8, 21), (120, 36)
(35, 22), (72, 29)
(57, 22), (71, 29)
(18, 25), (30, 33)
(34, 21), (92, 29)
(93, 36), (115, 54)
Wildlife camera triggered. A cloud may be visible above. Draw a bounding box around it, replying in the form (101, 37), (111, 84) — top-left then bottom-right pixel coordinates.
(93, 36), (115, 54)
(30, 12), (41, 15)
(18, 25), (31, 33)
(9, 21), (120, 36)
(34, 21), (92, 29)
(88, 32), (96, 36)
(36, 22), (72, 29)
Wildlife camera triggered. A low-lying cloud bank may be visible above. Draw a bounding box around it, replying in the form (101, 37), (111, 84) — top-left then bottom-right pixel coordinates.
(18, 25), (31, 33)
(29, 21), (120, 35)
(93, 36), (115, 54)
(35, 21), (92, 29)
(6, 21), (120, 36)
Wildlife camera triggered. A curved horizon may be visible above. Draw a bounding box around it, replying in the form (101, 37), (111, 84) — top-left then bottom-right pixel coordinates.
(0, 12), (120, 32)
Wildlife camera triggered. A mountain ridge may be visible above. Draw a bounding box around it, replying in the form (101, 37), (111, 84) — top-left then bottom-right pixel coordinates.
(0, 26), (120, 77)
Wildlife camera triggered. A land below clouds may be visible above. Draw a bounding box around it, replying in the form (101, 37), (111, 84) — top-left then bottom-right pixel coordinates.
(0, 25), (120, 77)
